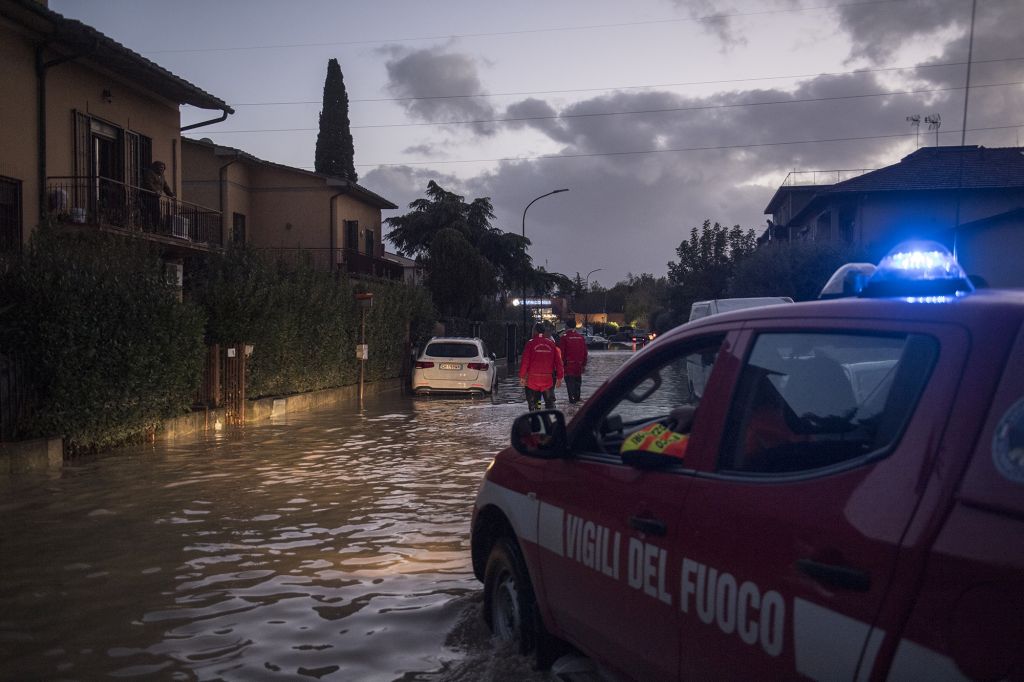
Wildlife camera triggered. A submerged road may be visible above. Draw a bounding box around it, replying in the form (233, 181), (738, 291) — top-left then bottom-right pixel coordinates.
(0, 352), (630, 681)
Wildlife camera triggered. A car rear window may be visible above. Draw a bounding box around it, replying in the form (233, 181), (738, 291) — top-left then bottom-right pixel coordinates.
(719, 332), (938, 475)
(424, 342), (479, 358)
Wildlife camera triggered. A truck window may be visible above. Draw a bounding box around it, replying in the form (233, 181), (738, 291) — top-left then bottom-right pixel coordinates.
(688, 303), (711, 322)
(719, 332), (938, 475)
(593, 336), (724, 456)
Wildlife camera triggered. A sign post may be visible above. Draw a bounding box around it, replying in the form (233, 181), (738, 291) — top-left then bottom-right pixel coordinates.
(355, 292), (374, 409)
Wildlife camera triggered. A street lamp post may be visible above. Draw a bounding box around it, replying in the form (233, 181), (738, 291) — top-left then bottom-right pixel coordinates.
(520, 189), (569, 356)
(583, 267), (603, 331)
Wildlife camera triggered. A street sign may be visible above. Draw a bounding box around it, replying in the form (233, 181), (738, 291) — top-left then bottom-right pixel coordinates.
(355, 344), (368, 360)
(355, 292), (374, 309)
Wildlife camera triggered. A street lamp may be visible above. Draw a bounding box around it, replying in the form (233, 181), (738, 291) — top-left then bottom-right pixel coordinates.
(583, 267), (603, 331)
(520, 189), (569, 354)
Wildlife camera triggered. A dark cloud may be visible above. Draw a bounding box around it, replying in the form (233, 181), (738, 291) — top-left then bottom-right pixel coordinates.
(364, 1), (1024, 285)
(834, 0), (1024, 143)
(401, 143), (446, 157)
(673, 0), (747, 49)
(379, 45), (499, 136)
(836, 0), (963, 65)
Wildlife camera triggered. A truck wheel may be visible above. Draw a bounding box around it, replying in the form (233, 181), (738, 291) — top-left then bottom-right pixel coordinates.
(483, 536), (564, 669)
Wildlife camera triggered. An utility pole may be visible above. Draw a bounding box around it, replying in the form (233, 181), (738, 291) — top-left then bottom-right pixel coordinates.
(520, 189), (569, 355)
(583, 268), (602, 331)
(355, 292), (373, 409)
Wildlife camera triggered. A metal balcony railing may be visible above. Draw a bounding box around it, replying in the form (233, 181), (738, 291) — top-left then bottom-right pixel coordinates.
(253, 247), (404, 280)
(338, 248), (404, 280)
(46, 176), (222, 248)
(781, 169), (874, 187)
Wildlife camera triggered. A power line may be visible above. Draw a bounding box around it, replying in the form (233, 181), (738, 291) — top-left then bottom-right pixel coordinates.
(146, 0), (903, 55)
(230, 56), (1024, 106)
(221, 123), (1021, 170)
(341, 123), (1023, 168)
(192, 80), (1024, 133)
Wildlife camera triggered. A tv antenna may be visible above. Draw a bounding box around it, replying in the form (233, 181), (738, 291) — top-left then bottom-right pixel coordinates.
(925, 114), (942, 146)
(906, 115), (921, 148)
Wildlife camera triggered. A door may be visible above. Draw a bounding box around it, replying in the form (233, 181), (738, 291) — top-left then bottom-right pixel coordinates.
(674, 321), (967, 680)
(536, 334), (731, 681)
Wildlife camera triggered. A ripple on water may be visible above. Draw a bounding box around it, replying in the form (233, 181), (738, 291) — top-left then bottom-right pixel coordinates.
(0, 354), (628, 680)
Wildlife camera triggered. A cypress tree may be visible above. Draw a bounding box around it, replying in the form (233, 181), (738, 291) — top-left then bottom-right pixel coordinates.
(314, 58), (358, 181)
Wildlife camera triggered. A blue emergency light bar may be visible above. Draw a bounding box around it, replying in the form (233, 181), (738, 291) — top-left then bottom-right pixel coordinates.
(859, 240), (974, 298)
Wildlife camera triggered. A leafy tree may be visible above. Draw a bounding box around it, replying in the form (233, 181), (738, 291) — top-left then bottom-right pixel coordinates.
(615, 272), (669, 330)
(0, 227), (205, 451)
(424, 228), (496, 317)
(314, 58), (357, 181)
(666, 220), (756, 323)
(386, 180), (540, 314)
(729, 240), (868, 301)
(189, 247), (437, 396)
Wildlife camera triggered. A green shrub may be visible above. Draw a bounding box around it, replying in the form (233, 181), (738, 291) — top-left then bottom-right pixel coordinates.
(189, 248), (437, 398)
(728, 241), (869, 301)
(0, 226), (205, 451)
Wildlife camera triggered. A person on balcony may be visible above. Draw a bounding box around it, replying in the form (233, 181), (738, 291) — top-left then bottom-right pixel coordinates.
(141, 160), (174, 229)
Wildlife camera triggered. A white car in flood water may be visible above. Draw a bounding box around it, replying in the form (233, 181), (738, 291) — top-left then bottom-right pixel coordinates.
(412, 337), (497, 397)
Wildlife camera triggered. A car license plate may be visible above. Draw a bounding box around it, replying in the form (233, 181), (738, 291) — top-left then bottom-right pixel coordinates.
(439, 362), (462, 370)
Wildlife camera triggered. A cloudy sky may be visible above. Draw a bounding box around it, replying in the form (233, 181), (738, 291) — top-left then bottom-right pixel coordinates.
(52, 0), (1024, 286)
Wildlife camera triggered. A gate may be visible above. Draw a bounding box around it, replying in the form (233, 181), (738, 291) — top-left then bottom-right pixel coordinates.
(194, 344), (222, 409)
(506, 323), (520, 366)
(222, 344), (249, 427)
(0, 352), (33, 442)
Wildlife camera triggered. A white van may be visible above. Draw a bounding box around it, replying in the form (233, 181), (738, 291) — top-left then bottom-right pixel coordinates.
(688, 296), (793, 322)
(687, 297), (793, 398)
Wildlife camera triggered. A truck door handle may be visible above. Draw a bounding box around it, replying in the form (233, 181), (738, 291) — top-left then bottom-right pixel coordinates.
(629, 515), (667, 537)
(796, 558), (871, 592)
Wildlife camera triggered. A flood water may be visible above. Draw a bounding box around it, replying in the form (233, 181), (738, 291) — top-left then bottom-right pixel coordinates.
(0, 352), (630, 681)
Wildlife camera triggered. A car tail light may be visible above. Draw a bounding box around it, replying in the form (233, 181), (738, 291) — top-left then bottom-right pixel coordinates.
(415, 361), (434, 369)
(467, 362), (489, 371)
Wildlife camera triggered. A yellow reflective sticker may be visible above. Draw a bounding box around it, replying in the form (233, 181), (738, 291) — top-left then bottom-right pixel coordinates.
(620, 423), (689, 458)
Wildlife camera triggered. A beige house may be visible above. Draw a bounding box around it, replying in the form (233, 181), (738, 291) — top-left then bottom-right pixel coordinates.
(182, 138), (401, 279)
(763, 146), (1024, 287)
(0, 0), (233, 257)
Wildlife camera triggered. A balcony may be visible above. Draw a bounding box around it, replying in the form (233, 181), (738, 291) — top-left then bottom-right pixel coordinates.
(337, 248), (404, 280)
(46, 176), (222, 250)
(253, 248), (404, 280)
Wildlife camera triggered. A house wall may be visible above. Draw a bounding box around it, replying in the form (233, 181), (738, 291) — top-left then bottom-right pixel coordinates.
(0, 18), (182, 243)
(957, 218), (1024, 288)
(0, 20), (40, 238)
(855, 189), (1024, 254)
(333, 194), (383, 255)
(45, 59), (181, 187)
(247, 165), (331, 251)
(181, 141), (249, 246)
(181, 141), (388, 262)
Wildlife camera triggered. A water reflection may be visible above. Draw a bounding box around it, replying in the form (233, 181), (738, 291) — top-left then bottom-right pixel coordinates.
(0, 352), (629, 680)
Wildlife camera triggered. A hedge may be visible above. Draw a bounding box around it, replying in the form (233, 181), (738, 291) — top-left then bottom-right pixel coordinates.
(0, 234), (437, 451)
(0, 227), (205, 452)
(189, 247), (437, 399)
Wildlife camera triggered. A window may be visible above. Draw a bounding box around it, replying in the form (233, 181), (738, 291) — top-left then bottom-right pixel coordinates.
(590, 337), (724, 456)
(232, 213), (246, 245)
(424, 342), (481, 358)
(364, 228), (374, 257)
(344, 220), (358, 250)
(0, 176), (21, 253)
(719, 332), (938, 475)
(839, 207), (855, 244)
(816, 211), (831, 241)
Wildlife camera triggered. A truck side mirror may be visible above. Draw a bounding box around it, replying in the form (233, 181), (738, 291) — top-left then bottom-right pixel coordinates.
(511, 410), (568, 459)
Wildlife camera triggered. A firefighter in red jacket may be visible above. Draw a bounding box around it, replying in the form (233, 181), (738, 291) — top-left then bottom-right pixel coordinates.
(558, 319), (589, 404)
(520, 322), (564, 411)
